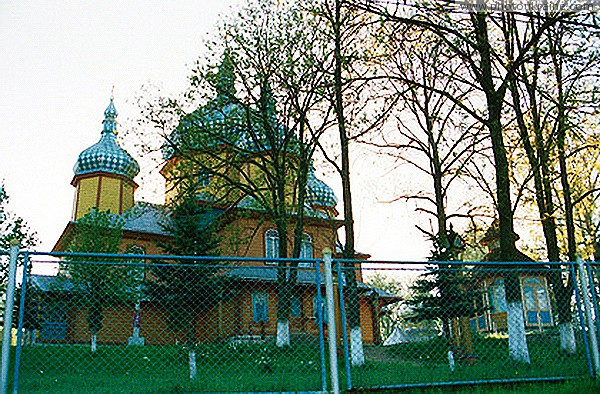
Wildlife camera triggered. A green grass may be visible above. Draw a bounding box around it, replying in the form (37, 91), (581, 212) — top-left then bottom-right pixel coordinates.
(350, 332), (589, 389)
(18, 343), (323, 393)
(13, 332), (594, 393)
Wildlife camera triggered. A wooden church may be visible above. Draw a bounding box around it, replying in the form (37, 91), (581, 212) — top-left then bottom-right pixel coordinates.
(31, 58), (398, 347)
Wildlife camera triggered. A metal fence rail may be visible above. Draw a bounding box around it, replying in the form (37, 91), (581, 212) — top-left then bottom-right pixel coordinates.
(1, 250), (599, 393)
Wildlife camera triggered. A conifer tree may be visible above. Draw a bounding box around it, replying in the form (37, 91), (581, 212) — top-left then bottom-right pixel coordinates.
(152, 192), (226, 380)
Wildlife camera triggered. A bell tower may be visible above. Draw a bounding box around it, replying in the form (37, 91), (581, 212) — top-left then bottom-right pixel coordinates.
(71, 96), (140, 220)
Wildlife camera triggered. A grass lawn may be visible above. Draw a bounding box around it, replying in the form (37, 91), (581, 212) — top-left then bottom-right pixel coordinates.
(12, 332), (593, 393)
(349, 332), (589, 390)
(17, 343), (323, 393)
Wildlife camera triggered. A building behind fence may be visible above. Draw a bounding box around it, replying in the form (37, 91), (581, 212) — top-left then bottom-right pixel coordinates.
(1, 249), (600, 393)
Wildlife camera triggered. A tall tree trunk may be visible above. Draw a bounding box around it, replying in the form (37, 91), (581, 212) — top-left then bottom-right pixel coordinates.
(551, 25), (577, 353)
(276, 212), (292, 347)
(333, 0), (364, 366)
(473, 13), (530, 363)
(508, 39), (576, 353)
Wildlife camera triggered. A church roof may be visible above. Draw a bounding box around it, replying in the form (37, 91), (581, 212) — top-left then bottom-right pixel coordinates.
(306, 168), (337, 208)
(73, 98), (140, 180)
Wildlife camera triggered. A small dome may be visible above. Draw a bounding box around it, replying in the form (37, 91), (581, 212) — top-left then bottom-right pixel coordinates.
(306, 169), (337, 208)
(73, 98), (140, 180)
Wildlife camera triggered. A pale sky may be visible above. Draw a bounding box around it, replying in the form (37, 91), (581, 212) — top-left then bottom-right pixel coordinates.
(0, 0), (429, 261)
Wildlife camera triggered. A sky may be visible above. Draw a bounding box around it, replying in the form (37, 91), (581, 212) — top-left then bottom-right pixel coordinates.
(0, 0), (429, 261)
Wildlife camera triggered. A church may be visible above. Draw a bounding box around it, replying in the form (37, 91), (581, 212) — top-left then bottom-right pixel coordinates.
(31, 59), (398, 346)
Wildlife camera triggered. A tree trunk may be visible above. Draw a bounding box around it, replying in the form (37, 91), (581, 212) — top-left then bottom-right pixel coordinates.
(188, 325), (197, 380)
(276, 216), (291, 347)
(507, 301), (530, 363)
(472, 13), (530, 363)
(333, 0), (364, 366)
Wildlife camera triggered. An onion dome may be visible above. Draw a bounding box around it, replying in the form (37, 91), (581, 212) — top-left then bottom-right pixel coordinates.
(306, 168), (337, 208)
(73, 98), (140, 179)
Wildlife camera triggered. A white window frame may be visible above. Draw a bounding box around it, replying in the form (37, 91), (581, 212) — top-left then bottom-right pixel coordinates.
(299, 233), (313, 268)
(265, 228), (279, 264)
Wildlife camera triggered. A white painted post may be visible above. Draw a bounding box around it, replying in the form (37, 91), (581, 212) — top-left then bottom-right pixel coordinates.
(323, 249), (339, 394)
(1, 241), (20, 394)
(578, 257), (600, 377)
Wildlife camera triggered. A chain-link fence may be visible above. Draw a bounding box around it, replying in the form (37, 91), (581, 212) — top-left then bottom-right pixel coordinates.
(10, 252), (331, 393)
(2, 251), (600, 393)
(337, 261), (600, 391)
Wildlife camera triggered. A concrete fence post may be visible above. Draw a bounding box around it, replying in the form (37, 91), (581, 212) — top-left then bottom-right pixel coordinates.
(578, 257), (600, 377)
(323, 249), (339, 394)
(1, 241), (20, 394)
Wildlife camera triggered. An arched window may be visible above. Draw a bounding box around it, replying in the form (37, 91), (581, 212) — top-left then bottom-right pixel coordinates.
(265, 229), (279, 262)
(299, 233), (313, 268)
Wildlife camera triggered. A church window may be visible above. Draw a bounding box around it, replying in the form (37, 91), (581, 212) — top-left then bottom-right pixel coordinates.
(299, 233), (313, 268)
(265, 229), (279, 263)
(522, 277), (552, 326)
(252, 291), (269, 322)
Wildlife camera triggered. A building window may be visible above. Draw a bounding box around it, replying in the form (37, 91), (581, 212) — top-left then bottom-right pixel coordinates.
(291, 295), (301, 318)
(253, 291), (269, 322)
(265, 229), (279, 263)
(488, 279), (507, 313)
(522, 277), (552, 326)
(197, 167), (210, 187)
(299, 233), (313, 268)
(313, 295), (327, 323)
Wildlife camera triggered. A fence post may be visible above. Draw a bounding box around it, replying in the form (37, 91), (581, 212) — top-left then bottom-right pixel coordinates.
(323, 249), (339, 394)
(578, 258), (600, 377)
(13, 251), (30, 394)
(336, 261), (352, 391)
(315, 258), (327, 393)
(1, 241), (20, 394)
(572, 262), (593, 377)
(586, 264), (600, 344)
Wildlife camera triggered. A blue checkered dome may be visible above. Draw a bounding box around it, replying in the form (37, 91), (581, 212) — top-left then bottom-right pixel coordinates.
(73, 98), (140, 179)
(306, 168), (337, 208)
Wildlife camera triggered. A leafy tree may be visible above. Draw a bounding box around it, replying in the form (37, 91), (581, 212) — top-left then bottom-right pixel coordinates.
(0, 182), (37, 294)
(141, 0), (339, 347)
(60, 208), (135, 352)
(151, 192), (226, 380)
(352, 1), (578, 363)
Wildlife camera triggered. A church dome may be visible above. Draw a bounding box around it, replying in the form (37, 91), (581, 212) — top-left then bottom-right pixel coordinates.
(306, 169), (337, 208)
(73, 98), (140, 180)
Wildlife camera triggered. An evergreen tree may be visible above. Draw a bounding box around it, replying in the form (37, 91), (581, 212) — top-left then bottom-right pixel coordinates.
(405, 229), (482, 348)
(151, 192), (227, 380)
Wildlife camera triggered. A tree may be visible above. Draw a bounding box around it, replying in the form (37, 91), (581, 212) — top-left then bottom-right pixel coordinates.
(352, 1), (575, 363)
(0, 182), (37, 295)
(144, 0), (339, 347)
(405, 228), (481, 358)
(151, 192), (226, 380)
(313, 0), (393, 366)
(503, 15), (600, 354)
(60, 208), (136, 353)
